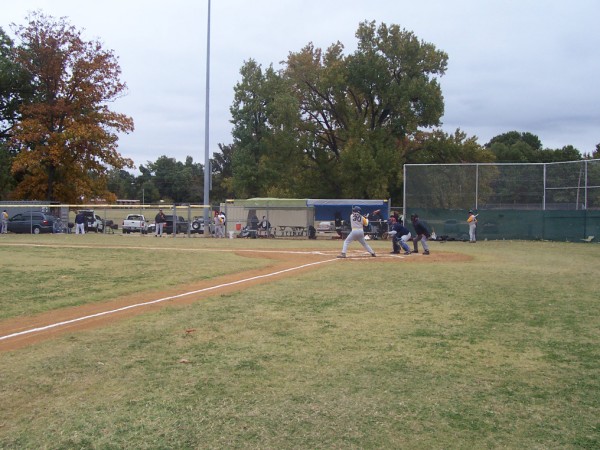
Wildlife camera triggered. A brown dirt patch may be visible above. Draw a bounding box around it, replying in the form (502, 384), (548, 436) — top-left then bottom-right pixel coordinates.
(0, 249), (470, 352)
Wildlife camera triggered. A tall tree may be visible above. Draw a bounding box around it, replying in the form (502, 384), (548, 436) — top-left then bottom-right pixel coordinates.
(230, 21), (449, 200)
(210, 143), (235, 202)
(8, 11), (134, 202)
(143, 155), (203, 203)
(487, 131), (582, 163)
(0, 27), (33, 142)
(0, 27), (33, 198)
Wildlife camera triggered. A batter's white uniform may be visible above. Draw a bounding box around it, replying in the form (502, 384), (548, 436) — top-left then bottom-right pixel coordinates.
(341, 212), (376, 256)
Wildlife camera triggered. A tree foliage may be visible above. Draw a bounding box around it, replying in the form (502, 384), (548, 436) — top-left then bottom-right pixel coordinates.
(141, 156), (203, 204)
(8, 11), (134, 202)
(210, 143), (235, 201)
(230, 21), (450, 200)
(0, 27), (33, 142)
(486, 131), (582, 163)
(0, 27), (32, 199)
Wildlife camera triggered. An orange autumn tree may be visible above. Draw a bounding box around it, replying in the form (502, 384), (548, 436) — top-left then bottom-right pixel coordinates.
(9, 11), (134, 203)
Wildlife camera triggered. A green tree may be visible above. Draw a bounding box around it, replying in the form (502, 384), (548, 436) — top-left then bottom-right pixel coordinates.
(230, 60), (296, 198)
(229, 21), (448, 201)
(8, 11), (134, 202)
(0, 143), (15, 198)
(404, 129), (494, 164)
(143, 156), (203, 203)
(0, 27), (33, 142)
(0, 27), (33, 199)
(210, 143), (235, 202)
(106, 168), (136, 200)
(538, 145), (581, 163)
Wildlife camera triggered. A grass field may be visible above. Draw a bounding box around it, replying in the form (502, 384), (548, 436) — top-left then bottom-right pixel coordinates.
(0, 234), (599, 448)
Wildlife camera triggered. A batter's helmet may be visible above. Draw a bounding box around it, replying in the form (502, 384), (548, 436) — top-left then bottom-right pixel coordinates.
(352, 206), (361, 213)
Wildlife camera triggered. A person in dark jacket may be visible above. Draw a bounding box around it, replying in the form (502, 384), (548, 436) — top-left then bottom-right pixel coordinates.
(388, 217), (412, 255)
(411, 214), (431, 255)
(75, 211), (86, 235)
(155, 209), (166, 237)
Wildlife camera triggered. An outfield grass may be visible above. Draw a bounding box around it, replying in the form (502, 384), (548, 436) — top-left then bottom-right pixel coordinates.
(0, 236), (599, 448)
(0, 234), (275, 320)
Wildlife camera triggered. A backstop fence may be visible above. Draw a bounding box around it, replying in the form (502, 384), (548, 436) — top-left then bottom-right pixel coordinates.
(403, 159), (600, 242)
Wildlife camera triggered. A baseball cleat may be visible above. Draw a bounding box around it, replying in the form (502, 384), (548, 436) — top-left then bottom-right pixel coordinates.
(336, 253), (346, 258)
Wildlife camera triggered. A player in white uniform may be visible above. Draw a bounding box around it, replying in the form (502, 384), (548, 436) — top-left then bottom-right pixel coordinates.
(337, 206), (376, 258)
(467, 209), (477, 243)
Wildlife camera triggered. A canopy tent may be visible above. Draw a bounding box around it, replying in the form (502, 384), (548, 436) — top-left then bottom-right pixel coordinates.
(307, 199), (390, 221)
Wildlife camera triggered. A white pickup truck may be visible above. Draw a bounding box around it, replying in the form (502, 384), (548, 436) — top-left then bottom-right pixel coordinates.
(122, 214), (148, 234)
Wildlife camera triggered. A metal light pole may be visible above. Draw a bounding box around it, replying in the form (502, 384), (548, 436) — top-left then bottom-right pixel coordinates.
(202, 0), (211, 225)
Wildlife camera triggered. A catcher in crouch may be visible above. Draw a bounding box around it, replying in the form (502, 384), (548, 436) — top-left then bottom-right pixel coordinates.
(388, 216), (412, 255)
(337, 206), (376, 258)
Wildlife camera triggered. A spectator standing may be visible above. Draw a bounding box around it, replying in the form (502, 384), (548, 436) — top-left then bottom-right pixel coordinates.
(467, 210), (478, 243)
(214, 211), (226, 238)
(337, 206), (376, 258)
(1, 209), (8, 234)
(259, 216), (271, 237)
(410, 214), (431, 255)
(155, 209), (166, 237)
(75, 211), (86, 234)
(388, 217), (412, 255)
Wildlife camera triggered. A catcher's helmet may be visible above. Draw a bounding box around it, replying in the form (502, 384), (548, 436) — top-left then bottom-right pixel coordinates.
(352, 206), (361, 213)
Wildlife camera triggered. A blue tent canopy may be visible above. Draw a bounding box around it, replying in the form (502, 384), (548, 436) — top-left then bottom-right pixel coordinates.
(307, 199), (389, 221)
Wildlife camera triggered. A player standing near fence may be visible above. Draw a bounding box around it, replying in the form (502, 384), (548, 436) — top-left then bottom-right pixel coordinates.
(337, 206), (376, 258)
(467, 210), (478, 243)
(1, 209), (8, 234)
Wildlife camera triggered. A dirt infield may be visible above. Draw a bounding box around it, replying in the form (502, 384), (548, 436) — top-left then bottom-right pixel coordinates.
(0, 250), (470, 352)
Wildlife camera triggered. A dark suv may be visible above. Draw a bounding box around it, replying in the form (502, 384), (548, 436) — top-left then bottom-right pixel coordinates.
(7, 211), (62, 234)
(148, 215), (189, 234)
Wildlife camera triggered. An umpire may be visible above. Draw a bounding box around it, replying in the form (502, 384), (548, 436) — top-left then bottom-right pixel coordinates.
(410, 214), (431, 255)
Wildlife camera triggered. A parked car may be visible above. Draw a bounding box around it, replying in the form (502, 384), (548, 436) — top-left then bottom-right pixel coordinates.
(148, 215), (189, 234)
(7, 211), (62, 234)
(77, 210), (104, 233)
(122, 214), (148, 234)
(190, 217), (205, 234)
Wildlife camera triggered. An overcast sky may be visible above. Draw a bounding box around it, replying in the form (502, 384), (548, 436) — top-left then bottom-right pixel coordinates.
(3, 0), (599, 171)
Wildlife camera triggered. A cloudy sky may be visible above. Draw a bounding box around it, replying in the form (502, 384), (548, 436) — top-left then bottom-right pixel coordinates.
(3, 0), (599, 170)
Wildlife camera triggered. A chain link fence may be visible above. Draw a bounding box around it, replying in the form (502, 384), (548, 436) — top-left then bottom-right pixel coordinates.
(403, 160), (600, 241)
(1, 198), (390, 240)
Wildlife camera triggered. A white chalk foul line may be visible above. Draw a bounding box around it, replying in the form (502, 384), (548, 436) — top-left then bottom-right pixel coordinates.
(0, 258), (337, 342)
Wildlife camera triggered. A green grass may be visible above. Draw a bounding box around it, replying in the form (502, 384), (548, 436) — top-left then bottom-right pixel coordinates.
(0, 234), (284, 320)
(0, 236), (599, 448)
